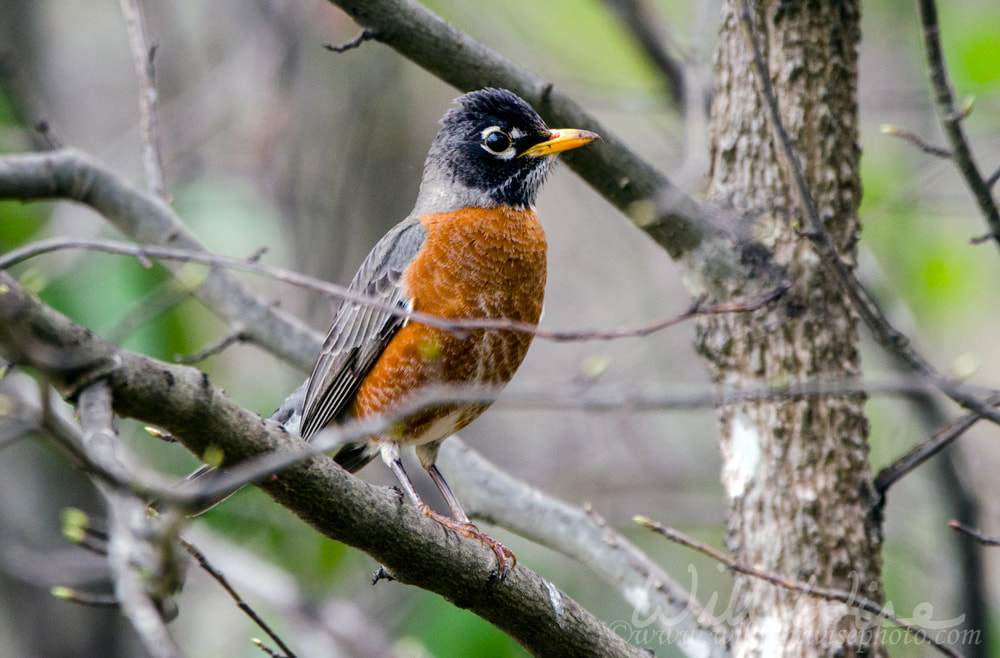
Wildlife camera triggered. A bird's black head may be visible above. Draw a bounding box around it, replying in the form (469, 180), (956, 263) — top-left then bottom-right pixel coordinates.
(414, 88), (599, 213)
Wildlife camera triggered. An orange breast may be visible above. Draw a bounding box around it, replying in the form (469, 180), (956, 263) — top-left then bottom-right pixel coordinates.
(352, 206), (547, 445)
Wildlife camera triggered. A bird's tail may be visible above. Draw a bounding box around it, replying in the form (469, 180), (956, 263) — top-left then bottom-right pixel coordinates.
(332, 440), (379, 473)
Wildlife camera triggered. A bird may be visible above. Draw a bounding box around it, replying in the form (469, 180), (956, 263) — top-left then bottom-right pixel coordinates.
(191, 88), (598, 580)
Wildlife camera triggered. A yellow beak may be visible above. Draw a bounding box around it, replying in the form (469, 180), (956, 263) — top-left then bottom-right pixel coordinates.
(520, 128), (600, 158)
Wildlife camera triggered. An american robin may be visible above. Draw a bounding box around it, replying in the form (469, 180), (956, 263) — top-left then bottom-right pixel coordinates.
(198, 88), (597, 579)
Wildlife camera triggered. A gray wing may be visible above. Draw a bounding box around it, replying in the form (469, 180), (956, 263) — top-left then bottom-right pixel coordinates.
(298, 216), (427, 441)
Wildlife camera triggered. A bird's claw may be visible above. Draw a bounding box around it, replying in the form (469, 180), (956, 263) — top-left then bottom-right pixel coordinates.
(420, 507), (516, 581)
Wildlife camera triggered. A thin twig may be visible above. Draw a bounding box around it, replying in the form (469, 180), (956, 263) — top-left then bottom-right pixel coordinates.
(174, 330), (249, 364)
(916, 0), (1000, 254)
(880, 123), (951, 158)
(34, 120), (63, 150)
(873, 394), (1000, 494)
(323, 28), (375, 53)
(440, 438), (728, 651)
(166, 375), (954, 515)
(119, 0), (166, 198)
(61, 508), (114, 557)
(14, 310), (981, 517)
(0, 236), (786, 344)
(50, 587), (120, 609)
(636, 517), (965, 658)
(0, 148), (321, 370)
(986, 162), (1000, 189)
(15, 339), (950, 518)
(949, 520), (1000, 547)
(181, 537), (298, 658)
(252, 638), (286, 658)
(107, 279), (191, 345)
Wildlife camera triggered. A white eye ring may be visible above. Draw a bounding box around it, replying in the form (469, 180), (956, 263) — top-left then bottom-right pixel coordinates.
(481, 126), (516, 160)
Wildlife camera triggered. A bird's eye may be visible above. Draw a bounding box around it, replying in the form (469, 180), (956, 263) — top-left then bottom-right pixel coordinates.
(482, 128), (512, 154)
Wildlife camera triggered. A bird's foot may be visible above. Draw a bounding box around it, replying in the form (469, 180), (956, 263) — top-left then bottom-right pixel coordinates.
(419, 505), (516, 581)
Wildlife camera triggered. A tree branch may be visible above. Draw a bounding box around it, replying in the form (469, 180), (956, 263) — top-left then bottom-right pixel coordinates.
(179, 537), (298, 658)
(0, 272), (648, 658)
(0, 234), (786, 344)
(874, 395), (1000, 495)
(0, 148), (320, 370)
(118, 0), (166, 198)
(438, 438), (729, 658)
(600, 0), (687, 110)
(949, 521), (1000, 548)
(182, 526), (398, 657)
(637, 517), (964, 658)
(76, 381), (184, 658)
(322, 0), (787, 300)
(880, 123), (952, 158)
(916, 0), (1000, 253)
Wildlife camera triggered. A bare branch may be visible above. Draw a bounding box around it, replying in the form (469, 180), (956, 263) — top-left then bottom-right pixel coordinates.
(874, 395), (1000, 495)
(50, 586), (120, 609)
(0, 148), (320, 370)
(173, 330), (249, 364)
(181, 527), (397, 657)
(880, 123), (951, 158)
(107, 279), (190, 345)
(0, 271), (650, 658)
(600, 0), (686, 110)
(986, 162), (1000, 189)
(637, 517), (965, 658)
(252, 639), (285, 658)
(949, 521), (1000, 548)
(180, 537), (298, 658)
(77, 381), (184, 658)
(439, 438), (729, 658)
(156, 374), (954, 519)
(916, 0), (1000, 253)
(323, 28), (376, 53)
(119, 0), (166, 198)
(0, 235), (786, 344)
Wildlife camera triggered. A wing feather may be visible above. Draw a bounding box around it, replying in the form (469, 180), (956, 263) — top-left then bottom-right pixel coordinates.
(299, 216), (427, 441)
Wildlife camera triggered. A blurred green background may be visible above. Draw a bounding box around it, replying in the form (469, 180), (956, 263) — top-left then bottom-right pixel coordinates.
(1, 0), (998, 656)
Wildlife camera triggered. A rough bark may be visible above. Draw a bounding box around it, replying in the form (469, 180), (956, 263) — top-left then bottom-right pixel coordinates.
(696, 2), (884, 656)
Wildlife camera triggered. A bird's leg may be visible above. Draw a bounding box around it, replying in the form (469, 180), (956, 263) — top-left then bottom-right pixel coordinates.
(418, 442), (515, 580)
(380, 442), (514, 580)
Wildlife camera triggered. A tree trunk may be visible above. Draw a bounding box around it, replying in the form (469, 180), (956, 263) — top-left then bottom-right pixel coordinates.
(697, 1), (885, 656)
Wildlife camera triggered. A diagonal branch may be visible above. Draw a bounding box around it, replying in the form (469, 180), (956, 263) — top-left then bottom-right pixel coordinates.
(0, 271), (648, 658)
(637, 517), (964, 658)
(874, 395), (1000, 495)
(916, 0), (1000, 252)
(439, 438), (729, 657)
(0, 148), (320, 371)
(600, 0), (687, 110)
(179, 537), (298, 658)
(322, 0), (786, 298)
